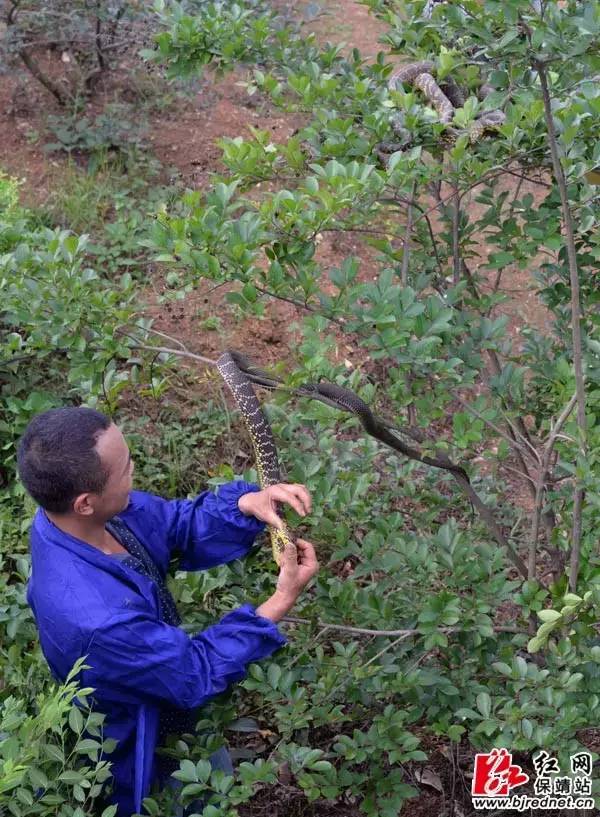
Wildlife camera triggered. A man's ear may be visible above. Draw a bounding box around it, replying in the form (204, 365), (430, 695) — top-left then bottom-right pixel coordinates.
(72, 493), (95, 516)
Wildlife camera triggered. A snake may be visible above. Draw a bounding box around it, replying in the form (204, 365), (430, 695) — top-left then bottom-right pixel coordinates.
(216, 349), (527, 575)
(377, 58), (507, 164)
(216, 350), (296, 566)
(215, 348), (462, 566)
(216, 349), (529, 579)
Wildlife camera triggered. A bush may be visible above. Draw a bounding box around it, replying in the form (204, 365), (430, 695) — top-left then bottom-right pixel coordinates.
(0, 0), (151, 105)
(0, 657), (117, 817)
(141, 0), (600, 810)
(44, 105), (149, 161)
(4, 0), (600, 814)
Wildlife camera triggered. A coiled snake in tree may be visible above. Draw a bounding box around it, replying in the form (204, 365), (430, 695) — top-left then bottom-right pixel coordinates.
(376, 58), (507, 164)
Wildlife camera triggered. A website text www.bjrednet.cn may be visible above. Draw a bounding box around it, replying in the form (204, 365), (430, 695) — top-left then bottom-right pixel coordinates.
(472, 794), (595, 811)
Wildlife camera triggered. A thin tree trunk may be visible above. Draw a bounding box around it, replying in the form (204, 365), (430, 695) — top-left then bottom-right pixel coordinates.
(95, 6), (106, 71)
(451, 183), (460, 284)
(486, 348), (556, 539)
(536, 61), (587, 592)
(400, 181), (416, 286)
(528, 393), (577, 579)
(401, 182), (417, 424)
(19, 49), (66, 105)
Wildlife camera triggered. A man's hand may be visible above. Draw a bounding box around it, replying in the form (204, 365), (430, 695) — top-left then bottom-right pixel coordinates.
(276, 538), (319, 599)
(238, 483), (312, 528)
(256, 539), (319, 623)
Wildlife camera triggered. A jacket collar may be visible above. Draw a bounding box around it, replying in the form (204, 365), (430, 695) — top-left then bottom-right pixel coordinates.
(31, 507), (151, 594)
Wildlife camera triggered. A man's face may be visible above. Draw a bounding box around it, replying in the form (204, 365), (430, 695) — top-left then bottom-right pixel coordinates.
(72, 423), (134, 520)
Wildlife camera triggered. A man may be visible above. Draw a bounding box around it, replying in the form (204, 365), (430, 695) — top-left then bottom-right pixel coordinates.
(17, 406), (319, 816)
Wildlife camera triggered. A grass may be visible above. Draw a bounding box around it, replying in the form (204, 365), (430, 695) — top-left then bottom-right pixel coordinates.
(36, 147), (183, 280)
(40, 151), (158, 233)
(119, 65), (203, 115)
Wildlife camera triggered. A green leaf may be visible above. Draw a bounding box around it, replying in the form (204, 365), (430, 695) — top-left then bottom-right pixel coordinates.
(69, 706), (84, 734)
(201, 807), (222, 817)
(538, 609), (561, 623)
(311, 760), (333, 772)
(141, 797), (160, 816)
(75, 738), (100, 753)
(181, 783), (207, 798)
(521, 719), (534, 740)
(437, 47), (456, 80)
(476, 692), (491, 718)
(73, 783), (86, 802)
(28, 767), (49, 790)
(267, 663), (282, 689)
(514, 656), (528, 678)
(196, 760), (212, 784)
(178, 759), (198, 782)
(528, 635), (544, 654)
(58, 771), (84, 784)
(44, 744), (64, 763)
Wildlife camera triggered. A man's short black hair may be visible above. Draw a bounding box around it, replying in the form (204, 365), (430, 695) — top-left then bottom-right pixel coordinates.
(17, 406), (112, 513)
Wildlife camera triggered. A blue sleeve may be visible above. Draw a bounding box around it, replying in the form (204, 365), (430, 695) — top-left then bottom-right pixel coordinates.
(121, 481), (266, 573)
(83, 603), (287, 710)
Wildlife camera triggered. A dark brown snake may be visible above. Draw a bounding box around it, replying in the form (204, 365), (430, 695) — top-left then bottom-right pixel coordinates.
(216, 350), (471, 565)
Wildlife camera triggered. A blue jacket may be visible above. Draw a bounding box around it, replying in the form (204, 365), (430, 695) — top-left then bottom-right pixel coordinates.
(27, 481), (288, 816)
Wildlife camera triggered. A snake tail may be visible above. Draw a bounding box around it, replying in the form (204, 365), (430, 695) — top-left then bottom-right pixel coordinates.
(216, 351), (296, 566)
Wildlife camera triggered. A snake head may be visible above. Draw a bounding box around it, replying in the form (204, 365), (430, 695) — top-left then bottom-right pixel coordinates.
(225, 350), (283, 389)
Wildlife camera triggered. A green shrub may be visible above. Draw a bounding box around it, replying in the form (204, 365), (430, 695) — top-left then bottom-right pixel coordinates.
(0, 658), (117, 817)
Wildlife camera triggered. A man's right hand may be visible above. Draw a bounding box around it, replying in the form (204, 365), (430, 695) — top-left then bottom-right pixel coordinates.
(256, 538), (319, 623)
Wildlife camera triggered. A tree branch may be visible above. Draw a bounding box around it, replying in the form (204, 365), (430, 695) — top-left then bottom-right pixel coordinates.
(18, 49), (67, 105)
(451, 182), (461, 285)
(400, 181), (416, 287)
(121, 329), (531, 581)
(280, 616), (523, 638)
(529, 393), (577, 580)
(536, 61), (587, 592)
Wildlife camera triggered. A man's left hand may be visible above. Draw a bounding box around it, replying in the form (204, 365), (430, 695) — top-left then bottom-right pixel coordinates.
(238, 483), (312, 529)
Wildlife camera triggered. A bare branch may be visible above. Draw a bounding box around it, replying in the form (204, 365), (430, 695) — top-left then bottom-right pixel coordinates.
(529, 393), (577, 580)
(6, 0), (22, 26)
(400, 181), (416, 286)
(451, 392), (539, 464)
(536, 61), (587, 592)
(18, 49), (67, 105)
(281, 616), (523, 638)
(451, 183), (461, 285)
